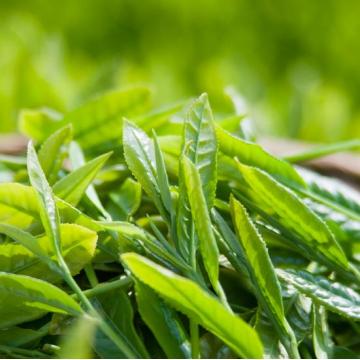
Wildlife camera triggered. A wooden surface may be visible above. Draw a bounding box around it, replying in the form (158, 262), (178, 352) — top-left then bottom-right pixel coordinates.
(260, 137), (360, 186)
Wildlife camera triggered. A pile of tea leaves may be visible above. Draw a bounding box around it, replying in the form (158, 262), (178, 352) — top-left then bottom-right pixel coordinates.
(0, 87), (359, 359)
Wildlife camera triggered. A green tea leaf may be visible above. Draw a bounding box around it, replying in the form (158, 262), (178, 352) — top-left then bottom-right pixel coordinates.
(54, 152), (111, 207)
(69, 141), (110, 219)
(277, 269), (360, 320)
(153, 131), (173, 216)
(0, 272), (82, 328)
(182, 157), (219, 289)
(122, 253), (263, 359)
(38, 125), (73, 185)
(0, 183), (38, 229)
(18, 108), (62, 142)
(211, 209), (248, 278)
(230, 196), (298, 357)
(298, 167), (360, 222)
(236, 162), (349, 273)
(62, 87), (151, 149)
(109, 178), (142, 221)
(123, 120), (167, 219)
(176, 94), (218, 261)
(183, 93), (217, 207)
(0, 224), (97, 282)
(216, 124), (304, 186)
(27, 141), (62, 259)
(0, 223), (51, 265)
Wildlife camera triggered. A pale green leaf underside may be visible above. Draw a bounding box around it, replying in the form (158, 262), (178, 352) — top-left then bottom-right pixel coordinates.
(277, 269), (360, 320)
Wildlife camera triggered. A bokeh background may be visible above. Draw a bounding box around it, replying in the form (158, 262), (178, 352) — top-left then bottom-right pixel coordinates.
(1, 0), (360, 141)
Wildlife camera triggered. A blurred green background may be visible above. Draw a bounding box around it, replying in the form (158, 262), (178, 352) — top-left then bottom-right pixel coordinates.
(1, 0), (360, 141)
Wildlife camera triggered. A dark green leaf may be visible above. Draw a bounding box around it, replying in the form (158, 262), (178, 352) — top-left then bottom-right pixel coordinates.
(135, 282), (191, 358)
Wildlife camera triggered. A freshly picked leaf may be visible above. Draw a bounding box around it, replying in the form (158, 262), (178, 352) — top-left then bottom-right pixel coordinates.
(38, 125), (73, 185)
(235, 162), (349, 274)
(216, 124), (304, 186)
(123, 120), (167, 219)
(182, 157), (219, 291)
(53, 151), (112, 206)
(176, 93), (218, 262)
(122, 253), (263, 359)
(230, 196), (298, 358)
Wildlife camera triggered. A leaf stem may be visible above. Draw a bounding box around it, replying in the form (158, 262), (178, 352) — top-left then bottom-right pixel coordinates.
(72, 276), (132, 300)
(190, 319), (200, 359)
(84, 263), (99, 287)
(0, 345), (47, 358)
(59, 259), (139, 358)
(284, 139), (360, 163)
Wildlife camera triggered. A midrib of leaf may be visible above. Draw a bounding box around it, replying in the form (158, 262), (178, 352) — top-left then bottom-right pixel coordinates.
(129, 126), (159, 193)
(188, 105), (205, 165)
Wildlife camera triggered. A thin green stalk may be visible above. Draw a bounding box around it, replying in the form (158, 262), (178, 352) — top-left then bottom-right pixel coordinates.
(190, 319), (200, 359)
(284, 139), (360, 163)
(190, 223), (197, 271)
(73, 276), (132, 300)
(58, 258), (139, 359)
(282, 328), (300, 359)
(0, 345), (47, 358)
(84, 263), (99, 287)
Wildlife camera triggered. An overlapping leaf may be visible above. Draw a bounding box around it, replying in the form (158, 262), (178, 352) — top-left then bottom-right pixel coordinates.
(277, 269), (360, 320)
(122, 253), (263, 359)
(0, 273), (82, 328)
(235, 162), (349, 273)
